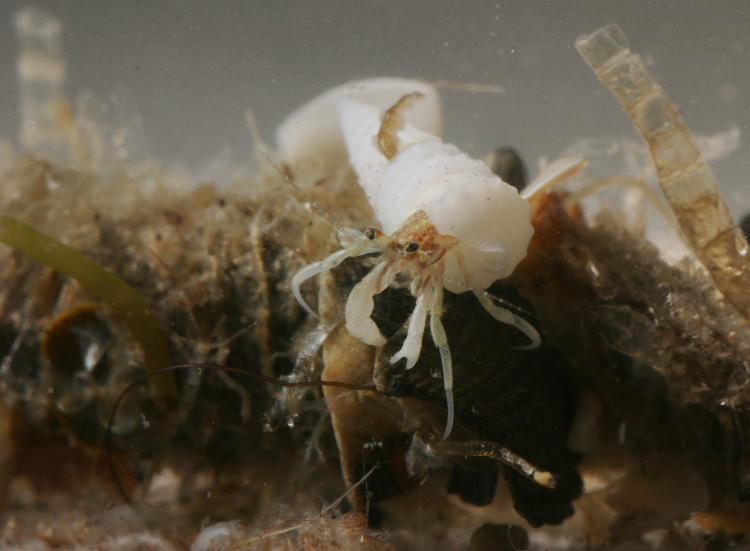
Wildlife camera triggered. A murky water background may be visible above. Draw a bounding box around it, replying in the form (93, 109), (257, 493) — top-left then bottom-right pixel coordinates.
(0, 1), (747, 213)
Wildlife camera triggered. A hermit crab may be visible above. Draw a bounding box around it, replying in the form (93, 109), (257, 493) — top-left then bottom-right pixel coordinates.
(285, 78), (585, 439)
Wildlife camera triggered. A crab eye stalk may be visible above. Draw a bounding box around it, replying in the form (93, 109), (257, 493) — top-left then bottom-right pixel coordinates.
(404, 241), (420, 253)
(364, 228), (380, 240)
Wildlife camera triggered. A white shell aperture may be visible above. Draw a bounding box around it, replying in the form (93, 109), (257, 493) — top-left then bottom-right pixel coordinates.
(276, 77), (442, 167)
(337, 97), (533, 292)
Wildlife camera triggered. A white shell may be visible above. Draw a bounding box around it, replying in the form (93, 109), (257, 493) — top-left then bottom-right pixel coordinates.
(338, 98), (533, 292)
(276, 77), (442, 167)
(284, 79), (569, 439)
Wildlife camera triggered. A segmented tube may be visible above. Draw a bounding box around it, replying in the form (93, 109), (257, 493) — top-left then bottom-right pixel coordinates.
(576, 24), (750, 319)
(14, 7), (70, 162)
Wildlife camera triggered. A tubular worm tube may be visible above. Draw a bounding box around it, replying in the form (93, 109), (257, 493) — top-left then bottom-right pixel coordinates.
(14, 7), (70, 162)
(576, 24), (750, 319)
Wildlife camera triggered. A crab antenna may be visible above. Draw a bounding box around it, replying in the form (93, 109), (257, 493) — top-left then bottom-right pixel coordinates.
(291, 245), (377, 318)
(255, 142), (345, 236)
(428, 279), (454, 439)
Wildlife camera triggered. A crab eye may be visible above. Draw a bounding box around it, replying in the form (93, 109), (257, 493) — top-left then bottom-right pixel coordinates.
(404, 241), (420, 253)
(364, 228), (380, 240)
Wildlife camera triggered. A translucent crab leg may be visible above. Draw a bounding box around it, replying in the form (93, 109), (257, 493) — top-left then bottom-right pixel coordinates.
(564, 175), (676, 226)
(520, 155), (588, 201)
(576, 24), (750, 319)
(455, 251), (540, 349)
(429, 439), (557, 489)
(563, 175), (687, 243)
(344, 260), (394, 346)
(473, 287), (541, 350)
(292, 244), (378, 318)
(390, 276), (434, 369)
(427, 278), (455, 440)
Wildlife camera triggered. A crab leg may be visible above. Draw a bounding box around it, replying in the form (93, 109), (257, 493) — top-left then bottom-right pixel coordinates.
(563, 175), (679, 230)
(390, 276), (434, 369)
(520, 155), (588, 202)
(292, 244), (379, 318)
(454, 251), (540, 349)
(473, 288), (541, 350)
(429, 439), (557, 489)
(427, 277), (455, 440)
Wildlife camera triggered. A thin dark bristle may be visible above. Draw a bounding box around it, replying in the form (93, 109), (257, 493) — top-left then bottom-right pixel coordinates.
(106, 363), (379, 503)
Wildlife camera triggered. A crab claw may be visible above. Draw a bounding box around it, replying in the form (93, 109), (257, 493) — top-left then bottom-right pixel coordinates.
(345, 261), (394, 346)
